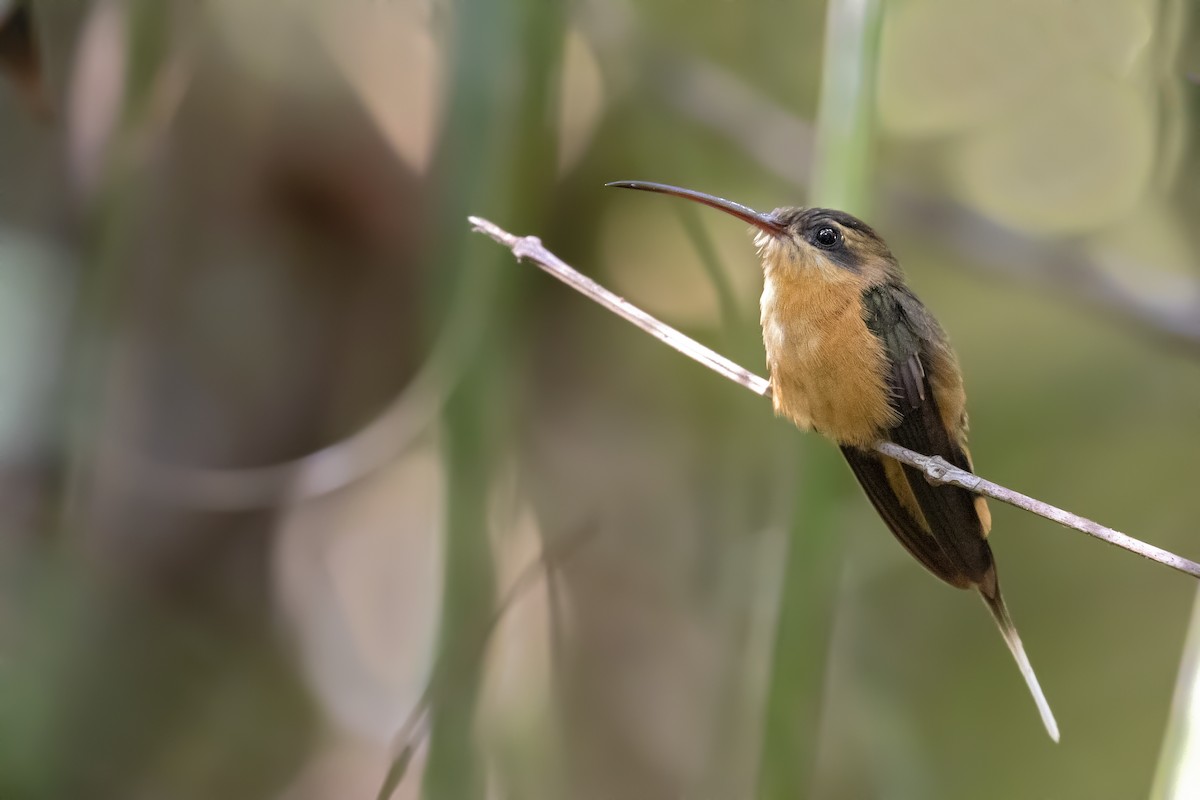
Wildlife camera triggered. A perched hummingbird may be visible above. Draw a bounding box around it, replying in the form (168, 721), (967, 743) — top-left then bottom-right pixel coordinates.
(608, 180), (1058, 742)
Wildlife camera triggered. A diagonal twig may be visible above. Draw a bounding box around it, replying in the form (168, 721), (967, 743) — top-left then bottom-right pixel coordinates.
(469, 214), (1200, 581)
(376, 522), (599, 800)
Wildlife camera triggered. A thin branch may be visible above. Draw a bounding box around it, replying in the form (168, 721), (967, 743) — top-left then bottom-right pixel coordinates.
(872, 441), (1200, 578)
(471, 217), (770, 397)
(469, 215), (1200, 581)
(376, 523), (599, 800)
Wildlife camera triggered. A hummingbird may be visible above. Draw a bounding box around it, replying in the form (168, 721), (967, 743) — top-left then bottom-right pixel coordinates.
(607, 180), (1059, 742)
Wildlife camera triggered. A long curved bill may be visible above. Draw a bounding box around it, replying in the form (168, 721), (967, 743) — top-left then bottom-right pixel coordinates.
(606, 181), (785, 237)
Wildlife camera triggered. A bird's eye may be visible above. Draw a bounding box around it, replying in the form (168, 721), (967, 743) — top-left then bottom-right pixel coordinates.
(814, 227), (841, 248)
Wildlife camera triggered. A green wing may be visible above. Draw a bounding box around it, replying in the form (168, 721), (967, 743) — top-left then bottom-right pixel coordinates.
(853, 283), (993, 588)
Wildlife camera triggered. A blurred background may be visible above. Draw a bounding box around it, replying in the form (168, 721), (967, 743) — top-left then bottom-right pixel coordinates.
(0, 0), (1198, 798)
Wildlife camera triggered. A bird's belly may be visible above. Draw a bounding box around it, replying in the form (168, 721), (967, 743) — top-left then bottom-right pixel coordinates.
(762, 301), (897, 447)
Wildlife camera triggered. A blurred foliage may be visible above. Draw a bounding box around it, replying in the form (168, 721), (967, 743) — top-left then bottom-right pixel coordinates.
(0, 1), (1197, 799)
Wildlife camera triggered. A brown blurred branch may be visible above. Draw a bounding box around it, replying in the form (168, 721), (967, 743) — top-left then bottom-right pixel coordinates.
(121, 346), (455, 509)
(887, 193), (1200, 354)
(469, 214), (1200, 581)
(582, 2), (1200, 353)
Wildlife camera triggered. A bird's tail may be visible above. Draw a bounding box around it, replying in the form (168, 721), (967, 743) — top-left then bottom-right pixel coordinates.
(979, 586), (1060, 742)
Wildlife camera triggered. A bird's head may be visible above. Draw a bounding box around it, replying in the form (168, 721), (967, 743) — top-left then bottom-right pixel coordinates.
(607, 181), (899, 283)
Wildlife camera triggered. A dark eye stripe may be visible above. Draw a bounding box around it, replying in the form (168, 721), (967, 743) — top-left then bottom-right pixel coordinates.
(825, 248), (862, 273)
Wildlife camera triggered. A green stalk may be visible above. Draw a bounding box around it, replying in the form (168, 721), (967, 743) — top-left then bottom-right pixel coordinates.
(810, 0), (885, 216)
(1134, 1), (1191, 796)
(755, 0), (884, 797)
(57, 0), (172, 541)
(420, 0), (563, 798)
(419, 0), (513, 788)
(1150, 587), (1200, 799)
(755, 445), (845, 800)
(676, 205), (747, 342)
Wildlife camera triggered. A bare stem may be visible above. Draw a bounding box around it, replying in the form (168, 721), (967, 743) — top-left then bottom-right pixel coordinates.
(377, 522), (599, 800)
(469, 214), (1200, 581)
(469, 217), (770, 397)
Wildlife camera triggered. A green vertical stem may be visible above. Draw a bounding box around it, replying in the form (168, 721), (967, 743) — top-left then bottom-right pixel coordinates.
(755, 444), (845, 800)
(419, 0), (510, 791)
(676, 205), (747, 342)
(421, 0), (563, 798)
(426, 387), (497, 800)
(1151, 587), (1200, 799)
(57, 0), (172, 540)
(755, 0), (884, 797)
(810, 0), (884, 216)
(1149, 3), (1197, 793)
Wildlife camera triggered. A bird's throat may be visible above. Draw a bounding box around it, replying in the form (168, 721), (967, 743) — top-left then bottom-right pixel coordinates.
(760, 271), (898, 447)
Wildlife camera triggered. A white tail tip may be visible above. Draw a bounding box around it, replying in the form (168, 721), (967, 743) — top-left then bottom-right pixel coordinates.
(981, 591), (1060, 743)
